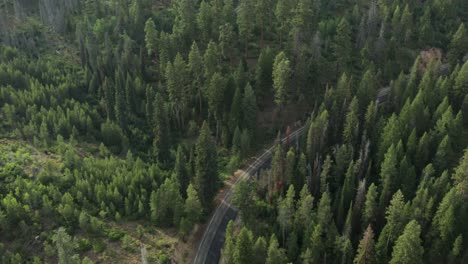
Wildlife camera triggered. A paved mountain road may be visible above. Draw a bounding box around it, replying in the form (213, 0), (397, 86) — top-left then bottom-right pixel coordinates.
(192, 126), (307, 264)
(192, 86), (391, 264)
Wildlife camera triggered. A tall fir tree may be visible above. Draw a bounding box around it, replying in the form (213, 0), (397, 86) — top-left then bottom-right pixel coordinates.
(389, 220), (424, 264)
(194, 122), (219, 210)
(354, 225), (377, 264)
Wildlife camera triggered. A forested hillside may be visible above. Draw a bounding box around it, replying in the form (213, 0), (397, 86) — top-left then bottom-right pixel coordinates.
(0, 0), (467, 263)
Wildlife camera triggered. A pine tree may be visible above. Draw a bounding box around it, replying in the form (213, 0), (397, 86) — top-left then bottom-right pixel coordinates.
(353, 224), (377, 264)
(114, 76), (127, 128)
(273, 51), (291, 108)
(222, 221), (236, 264)
(203, 41), (220, 80)
(376, 190), (408, 261)
(450, 235), (463, 263)
(316, 191), (338, 255)
(275, 0), (294, 46)
(184, 183), (202, 227)
(379, 144), (399, 208)
(194, 122), (219, 210)
(219, 23), (235, 60)
(234, 227), (254, 264)
(389, 220), (424, 264)
(343, 97), (360, 145)
(285, 148), (296, 186)
(232, 181), (257, 226)
(188, 41), (204, 112)
(103, 78), (115, 120)
(174, 145), (189, 197)
(333, 18), (352, 77)
(378, 114), (401, 165)
(294, 153), (307, 191)
(447, 24), (468, 65)
(291, 0), (316, 45)
(277, 185), (295, 244)
(337, 235), (354, 264)
(172, 0), (196, 47)
(255, 0), (272, 47)
(320, 155), (332, 194)
(253, 236), (268, 264)
(153, 94), (170, 163)
(197, 1), (213, 42)
(415, 132), (431, 172)
(266, 234), (288, 264)
(295, 185), (314, 231)
(307, 110), (329, 164)
(231, 126), (242, 154)
(255, 47), (274, 105)
(150, 177), (184, 227)
(230, 84), (243, 132)
(237, 0), (255, 56)
(125, 75), (136, 113)
(271, 143), (284, 194)
(433, 135), (453, 173)
(242, 83), (257, 134)
(338, 161), (356, 226)
(207, 72), (226, 122)
(53, 227), (80, 264)
(358, 69), (378, 111)
(453, 61), (468, 109)
(240, 129), (251, 158)
(144, 18), (158, 57)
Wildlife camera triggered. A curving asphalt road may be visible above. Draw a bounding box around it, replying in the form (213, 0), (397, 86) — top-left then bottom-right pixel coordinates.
(192, 86), (392, 264)
(192, 126), (308, 264)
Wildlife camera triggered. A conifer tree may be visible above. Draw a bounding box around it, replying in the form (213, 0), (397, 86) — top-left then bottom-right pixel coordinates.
(255, 0), (272, 47)
(172, 0), (196, 46)
(285, 148), (296, 186)
(240, 129), (251, 158)
(275, 0), (294, 46)
(338, 161), (356, 226)
(253, 236), (268, 264)
(188, 41), (204, 112)
(174, 145), (189, 197)
(184, 184), (202, 226)
(203, 41), (220, 80)
(153, 94), (170, 163)
(433, 135), (453, 173)
(447, 24), (468, 65)
(266, 234), (288, 264)
(242, 83), (257, 134)
(389, 220), (424, 264)
(144, 18), (158, 57)
(222, 221), (236, 264)
(354, 225), (377, 264)
(53, 227), (80, 264)
(234, 227), (254, 264)
(376, 190), (407, 261)
(237, 0), (255, 56)
(453, 61), (468, 109)
(255, 47), (274, 105)
(295, 185), (314, 231)
(320, 155), (332, 194)
(343, 97), (360, 145)
(333, 18), (352, 77)
(194, 122), (219, 210)
(219, 23), (235, 61)
(273, 51), (291, 108)
(197, 1), (213, 42)
(379, 144), (399, 208)
(277, 185), (295, 244)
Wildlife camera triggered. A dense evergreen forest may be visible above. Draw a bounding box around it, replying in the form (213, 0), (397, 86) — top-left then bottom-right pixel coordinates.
(0, 0), (467, 263)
